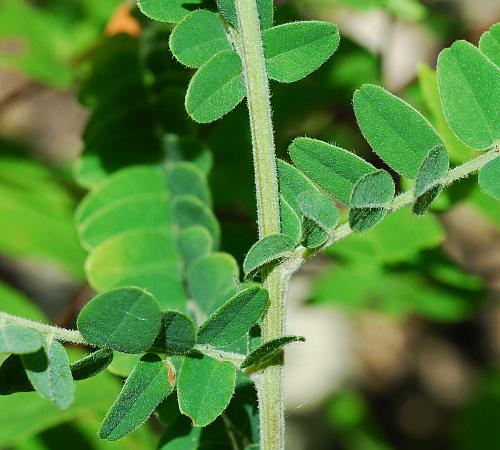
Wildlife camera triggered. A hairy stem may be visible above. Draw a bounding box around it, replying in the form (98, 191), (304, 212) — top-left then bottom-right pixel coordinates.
(234, 1), (286, 449)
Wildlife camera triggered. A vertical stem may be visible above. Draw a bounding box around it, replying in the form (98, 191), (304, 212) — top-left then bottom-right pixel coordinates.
(234, 1), (286, 449)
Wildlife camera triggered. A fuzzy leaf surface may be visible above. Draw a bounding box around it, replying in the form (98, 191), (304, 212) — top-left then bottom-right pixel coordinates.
(479, 23), (500, 66)
(185, 51), (245, 123)
(137, 0), (205, 23)
(22, 340), (74, 410)
(70, 349), (114, 381)
(354, 84), (443, 178)
(178, 353), (236, 427)
(100, 353), (175, 440)
(197, 286), (269, 347)
(243, 234), (295, 278)
(280, 196), (302, 245)
(77, 287), (161, 354)
(0, 324), (44, 354)
(298, 190), (340, 233)
(170, 10), (232, 69)
(153, 311), (197, 355)
(263, 21), (340, 83)
(479, 156), (500, 201)
(437, 40), (500, 150)
(241, 336), (305, 368)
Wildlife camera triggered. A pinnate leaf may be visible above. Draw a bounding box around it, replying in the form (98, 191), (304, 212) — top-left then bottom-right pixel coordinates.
(153, 311), (196, 355)
(479, 23), (500, 66)
(437, 40), (499, 150)
(169, 10), (232, 69)
(197, 286), (269, 347)
(241, 336), (305, 369)
(479, 156), (500, 201)
(185, 51), (245, 123)
(22, 339), (75, 410)
(70, 349), (114, 381)
(100, 353), (175, 440)
(77, 287), (162, 354)
(178, 353), (236, 427)
(0, 323), (44, 354)
(354, 84), (443, 178)
(263, 21), (340, 83)
(137, 0), (205, 23)
(243, 234), (295, 278)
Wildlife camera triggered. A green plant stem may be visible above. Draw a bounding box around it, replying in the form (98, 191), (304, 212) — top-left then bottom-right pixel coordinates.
(0, 311), (89, 345)
(234, 1), (286, 449)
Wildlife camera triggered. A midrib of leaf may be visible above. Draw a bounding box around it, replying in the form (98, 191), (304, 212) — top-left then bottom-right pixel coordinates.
(266, 29), (334, 62)
(190, 361), (221, 424)
(107, 296), (150, 345)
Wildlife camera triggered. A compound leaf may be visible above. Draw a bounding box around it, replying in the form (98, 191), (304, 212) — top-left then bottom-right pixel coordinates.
(169, 10), (232, 69)
(197, 286), (269, 347)
(167, 163), (212, 207)
(437, 40), (500, 150)
(22, 339), (74, 410)
(100, 353), (175, 440)
(241, 336), (305, 369)
(479, 156), (500, 201)
(0, 323), (44, 355)
(479, 23), (500, 66)
(243, 234), (295, 278)
(177, 226), (213, 266)
(264, 21), (340, 83)
(77, 287), (162, 354)
(178, 353), (236, 427)
(288, 137), (377, 204)
(153, 311), (197, 355)
(298, 190), (340, 232)
(280, 196), (302, 245)
(353, 84), (443, 178)
(185, 51), (245, 123)
(70, 349), (114, 381)
(137, 0), (206, 23)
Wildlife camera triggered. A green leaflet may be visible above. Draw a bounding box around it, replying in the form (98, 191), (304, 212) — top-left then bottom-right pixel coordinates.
(153, 311), (197, 355)
(108, 353), (144, 378)
(77, 287), (162, 354)
(166, 162), (212, 207)
(197, 286), (269, 347)
(479, 23), (500, 66)
(100, 354), (175, 441)
(280, 196), (302, 245)
(22, 339), (75, 410)
(348, 170), (395, 232)
(169, 10), (232, 69)
(241, 336), (305, 369)
(297, 190), (340, 232)
(412, 144), (449, 215)
(437, 40), (500, 150)
(0, 323), (44, 354)
(243, 234), (296, 278)
(187, 253), (240, 316)
(137, 0), (206, 23)
(70, 349), (114, 381)
(177, 226), (213, 266)
(86, 229), (187, 311)
(173, 196), (221, 248)
(288, 137), (381, 204)
(216, 0), (273, 29)
(263, 21), (340, 83)
(0, 355), (33, 395)
(418, 64), (475, 163)
(185, 51), (245, 123)
(353, 84), (443, 179)
(479, 157), (500, 201)
(178, 353), (236, 427)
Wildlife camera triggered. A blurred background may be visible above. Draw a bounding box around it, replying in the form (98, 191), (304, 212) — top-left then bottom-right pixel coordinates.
(0, 0), (499, 449)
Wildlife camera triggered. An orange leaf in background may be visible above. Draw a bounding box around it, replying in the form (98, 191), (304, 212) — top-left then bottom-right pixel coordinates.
(105, 3), (141, 37)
